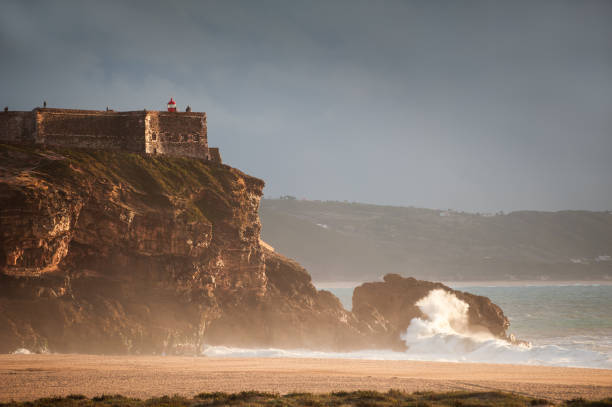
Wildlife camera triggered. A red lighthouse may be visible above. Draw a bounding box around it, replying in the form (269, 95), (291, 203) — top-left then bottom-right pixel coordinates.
(167, 97), (177, 112)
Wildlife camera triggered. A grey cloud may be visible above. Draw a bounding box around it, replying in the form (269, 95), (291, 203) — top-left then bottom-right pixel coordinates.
(1, 0), (611, 212)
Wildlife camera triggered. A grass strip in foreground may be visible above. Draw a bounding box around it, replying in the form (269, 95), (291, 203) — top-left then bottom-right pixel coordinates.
(1, 390), (612, 407)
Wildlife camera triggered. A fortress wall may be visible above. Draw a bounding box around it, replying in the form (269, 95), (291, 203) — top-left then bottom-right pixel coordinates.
(36, 109), (146, 151)
(145, 112), (209, 159)
(208, 147), (222, 163)
(2, 109), (215, 161)
(0, 111), (35, 144)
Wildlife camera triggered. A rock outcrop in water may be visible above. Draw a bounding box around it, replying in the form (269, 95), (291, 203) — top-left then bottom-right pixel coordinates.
(353, 274), (511, 350)
(0, 144), (513, 354)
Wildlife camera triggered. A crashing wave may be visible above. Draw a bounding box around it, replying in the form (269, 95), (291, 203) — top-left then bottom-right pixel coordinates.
(202, 289), (612, 369)
(398, 289), (611, 367)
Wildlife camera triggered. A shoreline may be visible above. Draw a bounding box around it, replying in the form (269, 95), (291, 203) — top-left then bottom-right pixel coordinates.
(314, 280), (612, 289)
(1, 354), (611, 402)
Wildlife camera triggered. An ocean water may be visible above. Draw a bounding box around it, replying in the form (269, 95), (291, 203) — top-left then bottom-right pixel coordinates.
(13, 282), (611, 369)
(323, 284), (612, 354)
(201, 284), (612, 369)
(452, 285), (612, 355)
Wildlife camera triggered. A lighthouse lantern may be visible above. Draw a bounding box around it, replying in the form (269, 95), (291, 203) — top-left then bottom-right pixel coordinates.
(167, 97), (177, 112)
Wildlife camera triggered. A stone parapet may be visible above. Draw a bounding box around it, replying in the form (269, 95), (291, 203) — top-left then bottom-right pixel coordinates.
(0, 108), (213, 160)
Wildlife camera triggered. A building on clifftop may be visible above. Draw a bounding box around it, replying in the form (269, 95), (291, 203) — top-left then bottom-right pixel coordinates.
(0, 99), (221, 162)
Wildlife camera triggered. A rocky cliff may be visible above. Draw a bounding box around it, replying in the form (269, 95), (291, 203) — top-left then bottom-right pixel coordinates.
(0, 143), (513, 354)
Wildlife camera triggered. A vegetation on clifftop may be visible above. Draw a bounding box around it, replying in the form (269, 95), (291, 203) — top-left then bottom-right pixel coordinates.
(0, 143), (264, 224)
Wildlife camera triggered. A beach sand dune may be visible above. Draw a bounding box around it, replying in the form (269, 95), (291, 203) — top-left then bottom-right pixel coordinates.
(1, 354), (611, 402)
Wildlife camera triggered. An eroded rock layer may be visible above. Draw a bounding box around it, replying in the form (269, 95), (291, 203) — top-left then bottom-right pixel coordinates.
(0, 144), (512, 354)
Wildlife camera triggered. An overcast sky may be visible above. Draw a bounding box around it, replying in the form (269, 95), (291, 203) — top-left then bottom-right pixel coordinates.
(1, 0), (611, 212)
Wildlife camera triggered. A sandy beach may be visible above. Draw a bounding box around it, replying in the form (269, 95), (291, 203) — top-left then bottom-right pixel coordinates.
(0, 354), (611, 402)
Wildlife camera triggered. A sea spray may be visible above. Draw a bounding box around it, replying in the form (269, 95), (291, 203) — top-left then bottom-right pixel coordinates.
(405, 289), (492, 339)
(399, 289), (495, 355)
(201, 288), (612, 369)
(401, 289), (530, 360)
(397, 289), (612, 367)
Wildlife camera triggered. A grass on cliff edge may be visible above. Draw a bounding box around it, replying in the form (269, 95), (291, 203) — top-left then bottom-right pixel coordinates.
(1, 144), (264, 223)
(1, 391), (611, 407)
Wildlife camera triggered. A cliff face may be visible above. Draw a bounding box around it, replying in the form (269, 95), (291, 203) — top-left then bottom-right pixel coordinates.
(0, 144), (367, 354)
(0, 144), (512, 354)
(0, 144), (267, 353)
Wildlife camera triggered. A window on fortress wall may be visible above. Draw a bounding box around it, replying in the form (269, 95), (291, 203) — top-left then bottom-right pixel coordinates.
(152, 133), (157, 141)
(194, 134), (199, 142)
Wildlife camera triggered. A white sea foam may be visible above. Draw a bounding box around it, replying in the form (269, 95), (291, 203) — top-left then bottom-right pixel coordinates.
(11, 348), (33, 355)
(202, 289), (612, 369)
(398, 289), (611, 368)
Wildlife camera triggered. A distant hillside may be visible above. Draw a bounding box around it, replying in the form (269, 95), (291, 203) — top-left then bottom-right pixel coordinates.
(259, 199), (612, 282)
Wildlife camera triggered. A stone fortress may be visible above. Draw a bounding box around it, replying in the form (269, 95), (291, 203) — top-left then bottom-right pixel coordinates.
(0, 98), (221, 162)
